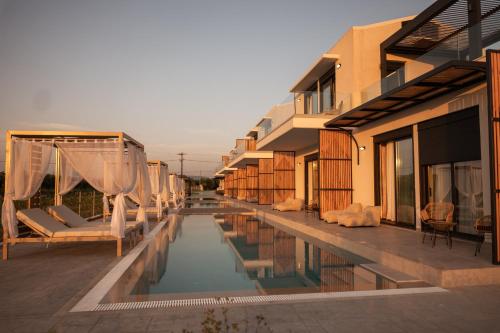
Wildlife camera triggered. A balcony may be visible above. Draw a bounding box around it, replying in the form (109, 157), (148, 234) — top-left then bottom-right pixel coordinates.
(327, 18), (500, 128)
(255, 92), (351, 150)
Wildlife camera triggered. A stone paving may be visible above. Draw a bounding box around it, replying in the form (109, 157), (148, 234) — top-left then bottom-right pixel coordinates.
(2, 198), (500, 332)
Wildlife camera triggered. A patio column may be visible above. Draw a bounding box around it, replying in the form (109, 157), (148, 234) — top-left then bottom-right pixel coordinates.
(487, 49), (500, 264)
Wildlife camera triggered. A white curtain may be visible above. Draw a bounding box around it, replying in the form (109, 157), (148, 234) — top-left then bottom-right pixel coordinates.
(169, 174), (178, 208)
(386, 142), (396, 221)
(160, 165), (170, 204)
(128, 151), (151, 234)
(455, 162), (483, 217)
(147, 164), (163, 219)
(1, 140), (53, 238)
(434, 165), (452, 202)
(59, 153), (83, 195)
(56, 141), (137, 238)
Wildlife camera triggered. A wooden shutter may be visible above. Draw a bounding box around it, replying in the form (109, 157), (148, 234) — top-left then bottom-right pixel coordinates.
(246, 164), (259, 203)
(224, 174), (230, 196)
(232, 170), (238, 199)
(258, 159), (273, 204)
(488, 50), (500, 264)
(273, 151), (295, 203)
(319, 130), (352, 219)
(237, 168), (246, 200)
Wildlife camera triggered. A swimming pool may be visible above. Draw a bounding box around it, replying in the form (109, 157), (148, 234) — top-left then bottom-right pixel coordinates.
(100, 211), (425, 305)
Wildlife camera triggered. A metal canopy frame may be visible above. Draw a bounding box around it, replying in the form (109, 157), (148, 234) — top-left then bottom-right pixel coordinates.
(326, 60), (486, 128)
(381, 0), (500, 56)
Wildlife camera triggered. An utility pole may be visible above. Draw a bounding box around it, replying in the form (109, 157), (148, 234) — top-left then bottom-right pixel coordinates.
(177, 152), (186, 178)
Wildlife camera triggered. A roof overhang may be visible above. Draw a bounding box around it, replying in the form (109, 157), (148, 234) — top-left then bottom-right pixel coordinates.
(382, 0), (500, 55)
(227, 151), (273, 168)
(256, 114), (332, 151)
(290, 53), (339, 92)
(326, 60), (486, 128)
(246, 127), (259, 138)
(215, 166), (237, 176)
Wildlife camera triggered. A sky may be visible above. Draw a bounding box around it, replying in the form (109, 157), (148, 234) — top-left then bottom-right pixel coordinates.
(0, 0), (434, 177)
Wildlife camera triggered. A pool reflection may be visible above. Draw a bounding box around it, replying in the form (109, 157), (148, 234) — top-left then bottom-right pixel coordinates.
(104, 213), (398, 303)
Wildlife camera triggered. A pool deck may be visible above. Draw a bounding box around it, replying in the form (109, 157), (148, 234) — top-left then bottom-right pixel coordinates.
(1, 241), (500, 332)
(1, 199), (500, 332)
(229, 199), (500, 288)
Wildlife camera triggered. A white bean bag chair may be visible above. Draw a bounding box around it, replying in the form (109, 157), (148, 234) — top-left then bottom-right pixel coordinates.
(338, 206), (381, 227)
(323, 203), (363, 224)
(273, 198), (304, 212)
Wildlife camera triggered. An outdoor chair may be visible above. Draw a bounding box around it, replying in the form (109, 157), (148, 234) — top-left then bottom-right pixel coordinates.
(304, 199), (319, 218)
(337, 206), (381, 227)
(421, 202), (455, 249)
(323, 203), (363, 224)
(2, 208), (138, 259)
(474, 215), (492, 256)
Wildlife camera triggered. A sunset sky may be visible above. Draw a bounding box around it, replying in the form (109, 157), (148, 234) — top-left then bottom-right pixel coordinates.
(0, 0), (433, 176)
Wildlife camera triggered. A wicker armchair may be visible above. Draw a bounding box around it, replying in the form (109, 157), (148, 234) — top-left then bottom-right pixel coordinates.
(474, 215), (492, 256)
(421, 202), (455, 248)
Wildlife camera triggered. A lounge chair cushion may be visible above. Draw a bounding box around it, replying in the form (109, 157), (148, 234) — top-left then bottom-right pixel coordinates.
(273, 198), (304, 212)
(47, 205), (88, 227)
(338, 206), (381, 227)
(52, 227), (114, 237)
(84, 220), (143, 229)
(323, 203), (363, 224)
(16, 208), (69, 237)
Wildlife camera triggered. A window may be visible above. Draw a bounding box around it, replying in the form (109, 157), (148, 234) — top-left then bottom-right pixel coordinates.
(320, 74), (334, 113)
(305, 90), (318, 115)
(375, 126), (416, 228)
(303, 69), (335, 114)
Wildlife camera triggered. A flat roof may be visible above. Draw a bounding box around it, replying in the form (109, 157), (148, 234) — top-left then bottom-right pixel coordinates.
(290, 54), (339, 92)
(7, 130), (144, 149)
(326, 60), (486, 128)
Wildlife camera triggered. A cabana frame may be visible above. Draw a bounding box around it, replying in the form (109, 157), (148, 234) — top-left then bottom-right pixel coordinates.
(3, 130), (145, 260)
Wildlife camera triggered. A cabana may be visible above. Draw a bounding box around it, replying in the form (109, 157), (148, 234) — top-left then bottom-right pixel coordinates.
(127, 160), (170, 220)
(1, 130), (151, 259)
(169, 173), (179, 208)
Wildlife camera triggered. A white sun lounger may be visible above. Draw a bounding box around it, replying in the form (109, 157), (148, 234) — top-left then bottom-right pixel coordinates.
(47, 205), (143, 229)
(2, 208), (136, 260)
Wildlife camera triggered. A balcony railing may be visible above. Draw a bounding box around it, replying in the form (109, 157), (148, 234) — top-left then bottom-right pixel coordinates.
(356, 20), (500, 110)
(255, 92), (352, 142)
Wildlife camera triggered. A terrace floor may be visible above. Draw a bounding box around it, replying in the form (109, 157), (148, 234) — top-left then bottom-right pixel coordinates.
(229, 199), (500, 288)
(2, 196), (500, 332)
(2, 241), (500, 332)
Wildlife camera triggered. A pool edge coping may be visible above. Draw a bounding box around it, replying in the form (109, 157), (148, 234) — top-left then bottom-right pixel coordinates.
(70, 219), (168, 312)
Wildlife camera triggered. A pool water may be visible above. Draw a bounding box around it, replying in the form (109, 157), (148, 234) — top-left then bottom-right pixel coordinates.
(103, 212), (410, 303)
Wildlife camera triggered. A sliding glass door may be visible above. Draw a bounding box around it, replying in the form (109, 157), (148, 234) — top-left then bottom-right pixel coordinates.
(305, 158), (319, 206)
(424, 160), (483, 236)
(395, 138), (415, 226)
(378, 136), (415, 227)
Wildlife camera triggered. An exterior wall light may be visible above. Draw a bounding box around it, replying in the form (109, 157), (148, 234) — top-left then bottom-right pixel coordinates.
(336, 63), (342, 69)
(359, 146), (366, 151)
